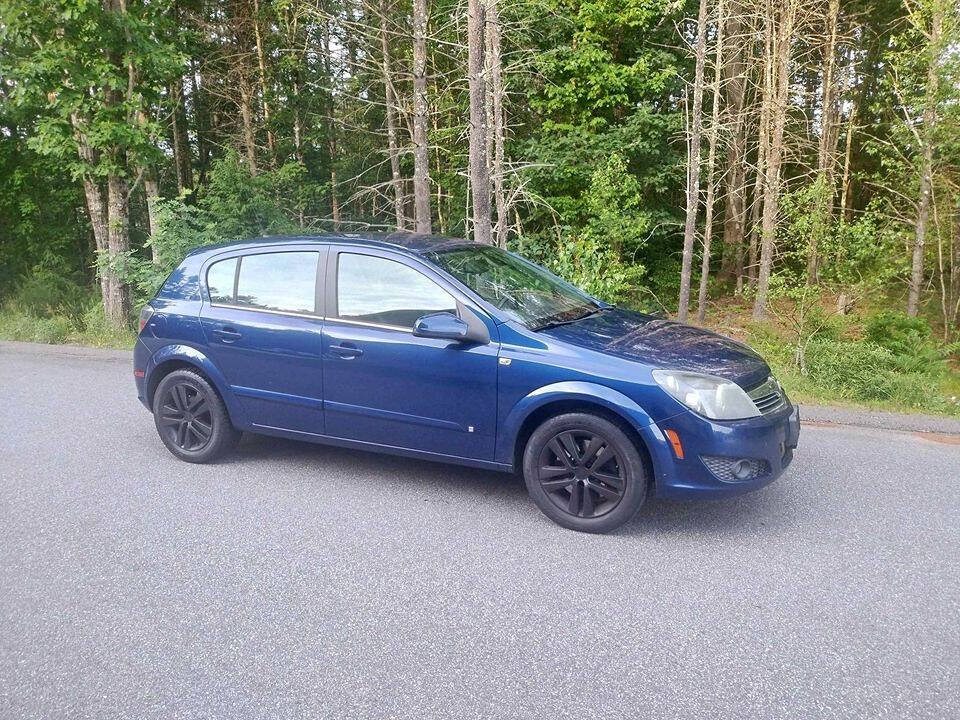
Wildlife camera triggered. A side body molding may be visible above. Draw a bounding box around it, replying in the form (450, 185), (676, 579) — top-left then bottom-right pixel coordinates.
(496, 380), (675, 487)
(144, 344), (247, 426)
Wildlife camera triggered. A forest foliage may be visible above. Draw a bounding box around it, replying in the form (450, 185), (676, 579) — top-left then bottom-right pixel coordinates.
(1, 0), (959, 411)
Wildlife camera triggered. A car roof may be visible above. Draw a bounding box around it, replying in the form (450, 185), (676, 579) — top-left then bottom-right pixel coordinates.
(186, 232), (475, 259)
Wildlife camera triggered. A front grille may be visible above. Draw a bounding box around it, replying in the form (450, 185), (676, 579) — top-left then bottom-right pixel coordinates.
(701, 455), (771, 483)
(747, 376), (788, 415)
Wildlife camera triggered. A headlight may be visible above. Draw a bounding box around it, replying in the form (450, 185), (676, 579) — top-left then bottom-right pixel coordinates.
(652, 369), (760, 420)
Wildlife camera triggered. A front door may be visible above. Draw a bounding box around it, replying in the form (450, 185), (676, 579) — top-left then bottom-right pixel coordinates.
(199, 248), (326, 435)
(321, 248), (499, 460)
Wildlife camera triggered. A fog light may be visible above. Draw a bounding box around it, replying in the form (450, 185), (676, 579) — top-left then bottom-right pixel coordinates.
(700, 455), (771, 483)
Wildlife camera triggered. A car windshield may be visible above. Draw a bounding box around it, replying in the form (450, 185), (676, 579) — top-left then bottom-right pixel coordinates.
(424, 245), (600, 330)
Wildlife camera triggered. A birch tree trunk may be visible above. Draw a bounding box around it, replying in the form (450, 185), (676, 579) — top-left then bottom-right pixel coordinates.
(696, 0), (726, 323)
(412, 0), (433, 233)
(379, 0), (405, 230)
(323, 15), (341, 229)
(677, 0), (709, 322)
(720, 0), (748, 284)
(467, 0), (492, 244)
(753, 0), (795, 320)
(486, 0), (507, 247)
(907, 2), (943, 317)
(807, 0), (840, 284)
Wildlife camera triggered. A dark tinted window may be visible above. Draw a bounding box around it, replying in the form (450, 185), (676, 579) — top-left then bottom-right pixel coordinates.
(235, 252), (318, 314)
(206, 257), (237, 304)
(337, 253), (456, 328)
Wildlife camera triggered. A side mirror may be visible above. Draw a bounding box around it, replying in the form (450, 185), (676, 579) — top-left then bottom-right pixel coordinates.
(413, 311), (470, 340)
(413, 310), (489, 344)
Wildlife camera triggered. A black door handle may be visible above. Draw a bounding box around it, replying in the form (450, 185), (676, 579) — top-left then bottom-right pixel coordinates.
(213, 327), (242, 344)
(329, 344), (363, 359)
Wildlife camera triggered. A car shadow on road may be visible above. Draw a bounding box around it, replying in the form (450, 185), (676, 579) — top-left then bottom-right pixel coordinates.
(228, 433), (799, 537)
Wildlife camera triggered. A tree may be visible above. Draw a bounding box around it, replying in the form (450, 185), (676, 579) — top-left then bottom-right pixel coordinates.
(467, 0), (492, 244)
(1, 0), (181, 327)
(695, 0), (726, 323)
(907, 0), (944, 317)
(411, 0), (433, 233)
(677, 0), (709, 322)
(753, 0), (797, 320)
(377, 0), (406, 230)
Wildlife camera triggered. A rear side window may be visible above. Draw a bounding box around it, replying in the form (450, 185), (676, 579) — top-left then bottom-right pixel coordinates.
(206, 258), (237, 304)
(337, 253), (456, 328)
(236, 252), (318, 314)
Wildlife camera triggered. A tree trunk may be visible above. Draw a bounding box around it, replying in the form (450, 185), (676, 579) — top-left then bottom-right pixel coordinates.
(753, 0), (795, 320)
(486, 0), (507, 247)
(467, 0), (492, 244)
(144, 171), (160, 263)
(78, 161), (111, 304)
(105, 174), (132, 324)
(191, 61), (210, 185)
(807, 0), (840, 284)
(170, 74), (193, 192)
(677, 0), (709, 322)
(322, 15), (340, 229)
(839, 90), (856, 223)
(251, 0), (276, 162)
(747, 7), (773, 292)
(720, 1), (748, 283)
(908, 2), (942, 317)
(379, 0), (406, 230)
(239, 79), (258, 176)
(411, 0), (433, 233)
(696, 0), (726, 323)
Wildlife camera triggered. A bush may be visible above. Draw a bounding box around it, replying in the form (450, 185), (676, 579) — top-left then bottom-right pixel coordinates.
(9, 268), (88, 323)
(864, 310), (945, 373)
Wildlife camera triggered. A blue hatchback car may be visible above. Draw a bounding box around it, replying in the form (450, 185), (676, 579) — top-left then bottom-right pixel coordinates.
(134, 233), (800, 532)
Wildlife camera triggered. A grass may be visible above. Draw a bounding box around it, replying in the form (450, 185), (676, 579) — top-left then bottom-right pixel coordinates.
(704, 295), (960, 417)
(0, 306), (136, 349)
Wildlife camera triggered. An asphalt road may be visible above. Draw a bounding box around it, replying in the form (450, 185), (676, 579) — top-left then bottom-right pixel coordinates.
(1, 343), (959, 720)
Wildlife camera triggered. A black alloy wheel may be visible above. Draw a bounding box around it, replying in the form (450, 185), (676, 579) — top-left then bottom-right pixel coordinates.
(158, 381), (214, 452)
(152, 368), (240, 463)
(522, 412), (647, 533)
(537, 429), (626, 519)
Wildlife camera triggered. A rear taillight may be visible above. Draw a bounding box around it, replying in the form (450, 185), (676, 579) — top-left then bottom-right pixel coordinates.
(138, 305), (155, 334)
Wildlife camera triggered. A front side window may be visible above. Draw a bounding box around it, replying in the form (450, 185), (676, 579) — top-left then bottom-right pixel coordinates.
(424, 245), (598, 329)
(206, 257), (237, 304)
(234, 252), (318, 314)
(337, 253), (456, 328)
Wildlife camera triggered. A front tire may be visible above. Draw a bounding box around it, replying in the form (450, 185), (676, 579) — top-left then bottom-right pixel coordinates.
(522, 413), (647, 533)
(152, 369), (240, 463)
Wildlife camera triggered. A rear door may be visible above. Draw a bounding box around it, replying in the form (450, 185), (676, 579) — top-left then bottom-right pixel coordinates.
(321, 247), (500, 460)
(199, 247), (328, 435)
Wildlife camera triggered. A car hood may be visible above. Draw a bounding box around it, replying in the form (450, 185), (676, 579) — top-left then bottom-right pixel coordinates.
(540, 308), (770, 389)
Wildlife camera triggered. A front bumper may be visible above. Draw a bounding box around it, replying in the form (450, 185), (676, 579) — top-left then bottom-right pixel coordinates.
(651, 404), (800, 499)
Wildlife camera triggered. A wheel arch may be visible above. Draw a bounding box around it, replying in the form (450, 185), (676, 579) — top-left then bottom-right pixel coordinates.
(499, 382), (672, 488)
(144, 345), (243, 423)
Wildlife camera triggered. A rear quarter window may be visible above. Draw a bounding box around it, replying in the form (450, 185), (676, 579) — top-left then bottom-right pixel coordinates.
(235, 252), (319, 314)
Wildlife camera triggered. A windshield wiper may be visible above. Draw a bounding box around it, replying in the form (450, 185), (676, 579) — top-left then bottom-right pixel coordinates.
(532, 308), (602, 332)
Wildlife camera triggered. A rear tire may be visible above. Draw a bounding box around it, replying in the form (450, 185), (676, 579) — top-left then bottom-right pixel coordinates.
(522, 412), (647, 533)
(152, 369), (240, 463)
